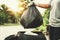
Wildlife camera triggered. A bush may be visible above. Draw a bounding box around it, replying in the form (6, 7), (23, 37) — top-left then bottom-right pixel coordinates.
(0, 7), (8, 24)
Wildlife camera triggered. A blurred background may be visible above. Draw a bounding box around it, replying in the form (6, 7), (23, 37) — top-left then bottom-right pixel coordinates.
(0, 0), (50, 40)
(0, 0), (50, 31)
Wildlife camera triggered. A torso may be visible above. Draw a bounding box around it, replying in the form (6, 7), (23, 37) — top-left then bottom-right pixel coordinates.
(49, 0), (60, 27)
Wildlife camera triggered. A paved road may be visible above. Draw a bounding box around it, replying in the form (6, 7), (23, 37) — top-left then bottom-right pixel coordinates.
(0, 25), (22, 40)
(0, 25), (49, 40)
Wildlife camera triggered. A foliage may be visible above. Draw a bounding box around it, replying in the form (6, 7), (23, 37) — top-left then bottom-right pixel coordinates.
(35, 8), (51, 31)
(0, 4), (19, 24)
(43, 8), (51, 26)
(0, 4), (9, 24)
(0, 9), (8, 24)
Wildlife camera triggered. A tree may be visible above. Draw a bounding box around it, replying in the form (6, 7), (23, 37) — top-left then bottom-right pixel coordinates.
(0, 4), (9, 24)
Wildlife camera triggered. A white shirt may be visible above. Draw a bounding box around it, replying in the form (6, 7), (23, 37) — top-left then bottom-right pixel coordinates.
(49, 0), (60, 27)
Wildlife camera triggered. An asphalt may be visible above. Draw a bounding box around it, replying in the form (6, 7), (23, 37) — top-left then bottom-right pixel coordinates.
(0, 25), (49, 40)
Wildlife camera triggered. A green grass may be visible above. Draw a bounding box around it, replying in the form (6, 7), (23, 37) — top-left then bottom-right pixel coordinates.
(0, 23), (20, 26)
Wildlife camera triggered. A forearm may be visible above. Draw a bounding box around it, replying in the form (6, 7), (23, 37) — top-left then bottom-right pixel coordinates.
(36, 4), (51, 8)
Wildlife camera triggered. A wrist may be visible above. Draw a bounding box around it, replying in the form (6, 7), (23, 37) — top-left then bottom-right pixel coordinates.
(35, 4), (40, 7)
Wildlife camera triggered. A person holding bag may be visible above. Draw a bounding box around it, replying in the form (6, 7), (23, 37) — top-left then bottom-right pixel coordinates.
(33, 0), (60, 40)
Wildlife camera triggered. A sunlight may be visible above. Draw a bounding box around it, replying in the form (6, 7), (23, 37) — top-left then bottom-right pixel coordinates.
(0, 0), (20, 12)
(0, 0), (50, 15)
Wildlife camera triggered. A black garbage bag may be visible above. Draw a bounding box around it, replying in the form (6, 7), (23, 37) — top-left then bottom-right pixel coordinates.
(19, 32), (46, 40)
(20, 3), (43, 28)
(4, 35), (19, 40)
(4, 32), (46, 40)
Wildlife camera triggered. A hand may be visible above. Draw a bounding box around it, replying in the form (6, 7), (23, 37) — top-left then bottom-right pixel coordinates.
(27, 1), (34, 7)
